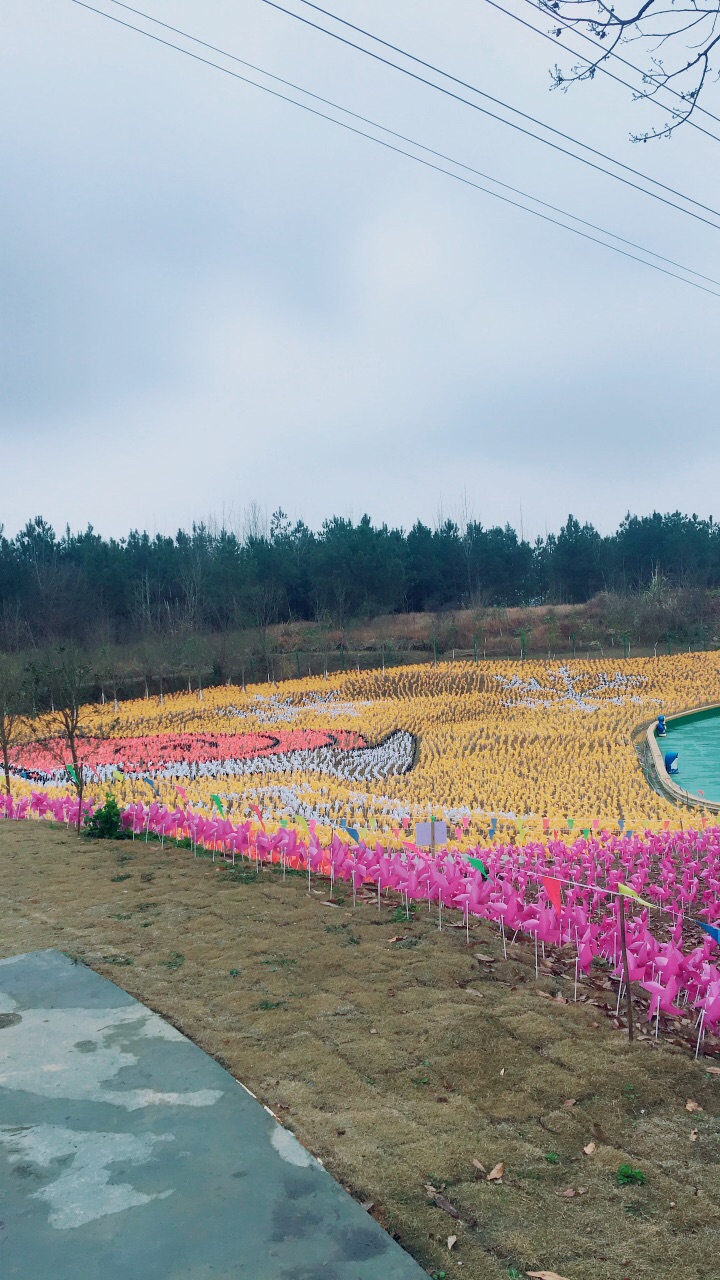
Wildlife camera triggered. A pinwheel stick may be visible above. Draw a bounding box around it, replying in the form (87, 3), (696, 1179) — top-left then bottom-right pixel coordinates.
(619, 895), (635, 1043)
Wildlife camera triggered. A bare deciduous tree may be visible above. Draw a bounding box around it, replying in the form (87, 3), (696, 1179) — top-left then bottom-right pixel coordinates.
(32, 648), (119, 832)
(0, 656), (29, 796)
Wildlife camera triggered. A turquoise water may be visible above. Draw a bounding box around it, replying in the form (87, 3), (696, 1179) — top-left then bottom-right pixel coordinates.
(663, 708), (720, 801)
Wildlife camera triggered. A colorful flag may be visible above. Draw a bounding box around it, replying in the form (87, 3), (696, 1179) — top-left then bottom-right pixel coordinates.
(618, 882), (654, 909)
(294, 815), (310, 839)
(340, 819), (359, 842)
(567, 818), (575, 831)
(465, 855), (488, 880)
(250, 804), (265, 830)
(66, 764), (79, 785)
(542, 875), (563, 915)
(210, 794), (224, 815)
(112, 769), (124, 783)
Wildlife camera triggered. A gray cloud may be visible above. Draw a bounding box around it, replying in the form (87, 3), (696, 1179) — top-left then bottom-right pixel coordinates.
(1, 0), (718, 541)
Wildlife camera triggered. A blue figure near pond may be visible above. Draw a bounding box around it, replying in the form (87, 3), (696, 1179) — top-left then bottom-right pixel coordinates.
(664, 751), (679, 775)
(656, 715), (667, 736)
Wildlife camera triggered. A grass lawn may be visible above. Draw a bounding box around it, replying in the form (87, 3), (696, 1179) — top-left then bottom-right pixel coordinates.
(1, 820), (719, 1279)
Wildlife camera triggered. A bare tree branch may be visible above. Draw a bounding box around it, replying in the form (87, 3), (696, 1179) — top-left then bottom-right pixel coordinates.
(543, 0), (720, 137)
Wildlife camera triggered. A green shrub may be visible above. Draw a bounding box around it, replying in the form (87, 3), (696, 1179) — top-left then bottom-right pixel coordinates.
(616, 1163), (646, 1186)
(84, 793), (125, 840)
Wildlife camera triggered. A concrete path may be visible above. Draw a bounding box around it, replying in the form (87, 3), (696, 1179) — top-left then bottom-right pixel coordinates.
(0, 950), (427, 1279)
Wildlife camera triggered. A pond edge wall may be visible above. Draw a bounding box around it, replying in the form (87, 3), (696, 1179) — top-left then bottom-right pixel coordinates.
(645, 705), (720, 815)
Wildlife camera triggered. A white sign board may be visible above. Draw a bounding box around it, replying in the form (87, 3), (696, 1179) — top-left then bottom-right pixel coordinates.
(415, 821), (448, 848)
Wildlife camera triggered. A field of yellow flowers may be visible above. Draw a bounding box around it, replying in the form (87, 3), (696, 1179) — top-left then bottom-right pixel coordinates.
(9, 653), (720, 841)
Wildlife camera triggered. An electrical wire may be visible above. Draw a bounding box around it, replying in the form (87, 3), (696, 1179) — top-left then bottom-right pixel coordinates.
(67, 0), (720, 297)
(88, 0), (720, 287)
(263, 0), (720, 227)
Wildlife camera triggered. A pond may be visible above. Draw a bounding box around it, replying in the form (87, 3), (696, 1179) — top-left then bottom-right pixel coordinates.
(663, 707), (720, 803)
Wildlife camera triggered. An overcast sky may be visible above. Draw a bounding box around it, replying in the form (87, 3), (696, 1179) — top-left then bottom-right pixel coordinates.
(2, 0), (719, 542)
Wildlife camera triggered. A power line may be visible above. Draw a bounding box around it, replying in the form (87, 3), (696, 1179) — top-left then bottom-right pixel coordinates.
(479, 0), (720, 145)
(264, 0), (720, 228)
(90, 0), (720, 288)
(66, 0), (720, 297)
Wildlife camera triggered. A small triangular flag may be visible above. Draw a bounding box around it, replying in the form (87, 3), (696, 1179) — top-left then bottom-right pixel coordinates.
(542, 875), (563, 915)
(697, 920), (720, 945)
(618, 882), (654, 909)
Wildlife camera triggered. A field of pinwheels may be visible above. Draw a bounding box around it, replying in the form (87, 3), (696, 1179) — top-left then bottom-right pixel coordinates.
(4, 653), (720, 1035)
(6, 651), (720, 836)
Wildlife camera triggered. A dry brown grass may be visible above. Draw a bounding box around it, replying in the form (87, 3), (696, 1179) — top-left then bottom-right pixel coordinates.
(2, 821), (720, 1280)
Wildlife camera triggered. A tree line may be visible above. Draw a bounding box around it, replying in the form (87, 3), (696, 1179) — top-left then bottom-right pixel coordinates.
(2, 508), (720, 649)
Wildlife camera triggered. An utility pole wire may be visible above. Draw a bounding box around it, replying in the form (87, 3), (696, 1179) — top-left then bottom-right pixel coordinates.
(261, 0), (720, 223)
(297, 0), (720, 134)
(68, 0), (720, 297)
(90, 0), (720, 285)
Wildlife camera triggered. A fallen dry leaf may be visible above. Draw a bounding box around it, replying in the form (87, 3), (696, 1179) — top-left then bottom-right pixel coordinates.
(474, 954), (496, 962)
(321, 901), (341, 908)
(686, 1099), (704, 1113)
(577, 1186), (588, 1195)
(447, 1235), (457, 1251)
(583, 1142), (596, 1156)
(690, 1128), (699, 1141)
(465, 987), (484, 998)
(563, 1099), (577, 1108)
(388, 936), (405, 944)
(425, 1185), (461, 1220)
(500, 1067), (506, 1077)
(705, 1065), (720, 1076)
(559, 1188), (576, 1198)
(487, 1162), (505, 1181)
(526, 1271), (571, 1280)
(472, 1158), (487, 1174)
